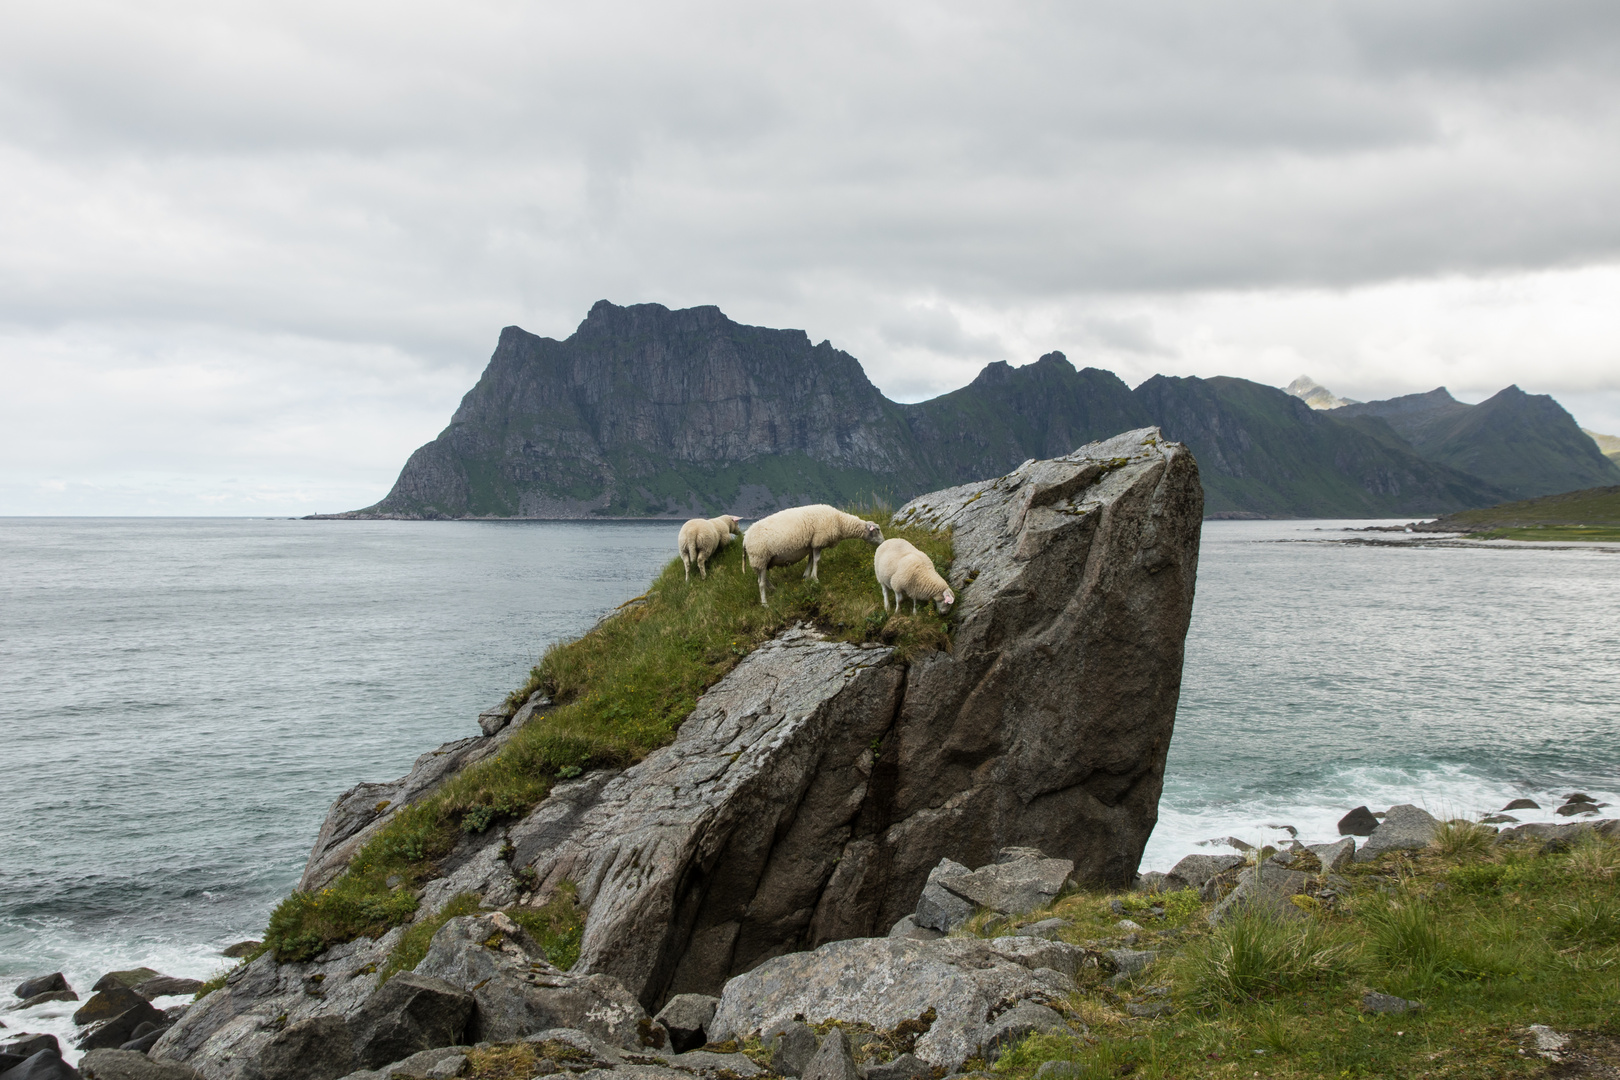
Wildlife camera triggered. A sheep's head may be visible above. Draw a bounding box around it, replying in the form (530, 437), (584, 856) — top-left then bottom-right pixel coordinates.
(720, 515), (741, 534)
(936, 587), (956, 614)
(863, 521), (884, 545)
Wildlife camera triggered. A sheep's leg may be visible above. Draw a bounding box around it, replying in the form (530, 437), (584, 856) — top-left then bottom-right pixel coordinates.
(757, 565), (770, 607)
(911, 596), (918, 615)
(879, 583), (890, 612)
(699, 555), (708, 580)
(682, 554), (691, 582)
(804, 547), (820, 580)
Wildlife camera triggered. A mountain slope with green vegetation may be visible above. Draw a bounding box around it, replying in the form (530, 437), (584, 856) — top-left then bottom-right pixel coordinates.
(1416, 484), (1620, 542)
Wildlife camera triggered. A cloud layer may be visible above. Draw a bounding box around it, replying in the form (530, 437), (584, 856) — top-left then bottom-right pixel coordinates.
(3, 0), (1618, 512)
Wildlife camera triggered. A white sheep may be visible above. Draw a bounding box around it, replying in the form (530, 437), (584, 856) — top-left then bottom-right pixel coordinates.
(742, 504), (883, 606)
(677, 514), (742, 580)
(873, 537), (955, 615)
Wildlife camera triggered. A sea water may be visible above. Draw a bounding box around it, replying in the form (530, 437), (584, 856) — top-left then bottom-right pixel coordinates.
(2, 517), (1617, 1057)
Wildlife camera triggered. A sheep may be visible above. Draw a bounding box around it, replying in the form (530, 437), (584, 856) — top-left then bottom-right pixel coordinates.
(873, 537), (955, 615)
(742, 504), (883, 606)
(677, 514), (742, 581)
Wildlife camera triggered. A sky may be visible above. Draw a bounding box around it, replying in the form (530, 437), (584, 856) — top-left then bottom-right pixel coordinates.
(3, 1), (1619, 515)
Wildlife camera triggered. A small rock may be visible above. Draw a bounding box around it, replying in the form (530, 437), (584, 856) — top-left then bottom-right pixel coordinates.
(1337, 806), (1380, 837)
(3, 1035), (60, 1058)
(12, 976), (69, 1001)
(1557, 803), (1599, 817)
(997, 846), (1049, 863)
(863, 1052), (932, 1080)
(1107, 899), (1124, 915)
(802, 1027), (859, 1080)
(1503, 798), (1540, 811)
(887, 916), (944, 942)
(1021, 918), (1071, 940)
(220, 941), (261, 958)
(1164, 854), (1245, 891)
(119, 1028), (167, 1054)
(477, 703), (513, 737)
(1198, 836), (1254, 852)
(1565, 794), (1597, 804)
(134, 977), (203, 999)
(1306, 838), (1356, 872)
(1115, 919), (1143, 932)
(75, 987), (149, 1026)
(79, 1048), (204, 1079)
(1106, 949), (1156, 984)
(1479, 814), (1518, 824)
(654, 993), (720, 1054)
(1361, 991), (1421, 1015)
(1, 1048), (81, 1080)
(92, 970), (161, 993)
(983, 1003), (1070, 1061)
(942, 855), (1074, 917)
(767, 1020), (820, 1077)
(1208, 867), (1311, 925)
(77, 1001), (167, 1051)
(1125, 1001), (1173, 1018)
(1527, 1024), (1570, 1053)
(1034, 1062), (1084, 1080)
(914, 859), (976, 933)
(7, 991), (79, 1010)
(1133, 871), (1168, 894)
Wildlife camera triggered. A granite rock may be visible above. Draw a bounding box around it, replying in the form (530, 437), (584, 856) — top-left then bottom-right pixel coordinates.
(1355, 805), (1440, 862)
(79, 1049), (203, 1080)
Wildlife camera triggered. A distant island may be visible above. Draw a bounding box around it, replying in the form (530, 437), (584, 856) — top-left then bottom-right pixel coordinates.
(1414, 484), (1620, 542)
(319, 301), (1620, 520)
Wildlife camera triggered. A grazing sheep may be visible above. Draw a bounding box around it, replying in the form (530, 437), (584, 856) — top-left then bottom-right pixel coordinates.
(873, 537), (955, 615)
(742, 504), (883, 606)
(678, 514), (742, 580)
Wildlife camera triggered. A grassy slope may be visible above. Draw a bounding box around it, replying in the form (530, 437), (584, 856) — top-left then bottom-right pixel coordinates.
(262, 511), (952, 964)
(974, 828), (1620, 1079)
(1423, 485), (1620, 541)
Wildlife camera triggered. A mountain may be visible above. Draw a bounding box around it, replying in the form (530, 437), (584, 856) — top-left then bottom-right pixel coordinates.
(1284, 375), (1359, 410)
(1339, 386), (1620, 500)
(344, 301), (1607, 520)
(1583, 429), (1620, 463)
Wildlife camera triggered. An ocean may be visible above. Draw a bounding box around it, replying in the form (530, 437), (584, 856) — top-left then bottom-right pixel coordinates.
(2, 517), (1617, 1057)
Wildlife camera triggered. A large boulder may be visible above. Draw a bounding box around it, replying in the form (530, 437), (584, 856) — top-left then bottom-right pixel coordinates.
(76, 999), (166, 1050)
(446, 429), (1197, 1008)
(1355, 805), (1440, 862)
(1163, 854), (1245, 892)
(708, 935), (1080, 1069)
(75, 987), (151, 1026)
(937, 853), (1073, 916)
(347, 973), (473, 1069)
(0, 1049), (80, 1080)
(78, 1049), (202, 1079)
(11, 977), (68, 1001)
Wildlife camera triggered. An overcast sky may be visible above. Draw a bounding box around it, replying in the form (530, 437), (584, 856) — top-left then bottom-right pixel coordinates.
(4, 0), (1619, 514)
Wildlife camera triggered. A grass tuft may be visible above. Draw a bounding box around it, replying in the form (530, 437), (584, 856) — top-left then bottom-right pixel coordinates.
(263, 509), (951, 963)
(1431, 819), (1494, 860)
(1177, 909), (1350, 1008)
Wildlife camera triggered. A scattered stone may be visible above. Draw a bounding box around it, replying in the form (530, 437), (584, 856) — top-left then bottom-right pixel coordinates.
(1198, 836), (1254, 852)
(1337, 806), (1380, 837)
(11, 976), (68, 1001)
(864, 1051), (933, 1080)
(78, 1048), (204, 1079)
(220, 941), (260, 959)
(1106, 949), (1156, 984)
(1021, 918), (1071, 940)
(0, 1048), (81, 1080)
(477, 702), (514, 737)
(1503, 799), (1540, 811)
(74, 986), (150, 1026)
(1164, 854), (1244, 892)
(1115, 919), (1143, 933)
(348, 971), (474, 1069)
(3, 1035), (60, 1058)
(1527, 1025), (1570, 1055)
(1354, 805), (1439, 862)
(1566, 794), (1597, 804)
(77, 1000), (167, 1051)
(1306, 839), (1356, 872)
(801, 1027), (859, 1080)
(1208, 867), (1311, 925)
(1133, 871), (1168, 894)
(766, 1020), (819, 1077)
(939, 854), (1074, 916)
(654, 994), (720, 1054)
(92, 971), (162, 994)
(1125, 1002), (1173, 1018)
(1479, 814), (1518, 825)
(1361, 992), (1421, 1015)
(134, 978), (203, 1000)
(7, 991), (78, 1010)
(982, 937), (1096, 981)
(913, 859), (976, 933)
(886, 916), (944, 942)
(983, 1003), (1071, 1061)
(1557, 803), (1600, 817)
(344, 1046), (475, 1080)
(1035, 1062), (1084, 1080)
(1265, 824), (1298, 838)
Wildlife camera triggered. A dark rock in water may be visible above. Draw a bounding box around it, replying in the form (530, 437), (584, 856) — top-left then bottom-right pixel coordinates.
(1566, 793), (1597, 804)
(1503, 799), (1540, 811)
(91, 972), (160, 995)
(1337, 806), (1380, 836)
(1557, 803), (1600, 817)
(77, 1001), (166, 1051)
(348, 972), (474, 1069)
(1361, 991), (1421, 1015)
(219, 942), (260, 959)
(251, 1015), (357, 1080)
(11, 977), (68, 1001)
(1165, 854), (1245, 892)
(767, 1020), (820, 1077)
(2, 1035), (59, 1058)
(1480, 814), (1518, 824)
(78, 1048), (201, 1079)
(7, 991), (78, 1010)
(983, 1004), (1071, 1062)
(800, 1027), (858, 1080)
(0, 1053), (22, 1073)
(1355, 804), (1439, 862)
(133, 979), (202, 1001)
(73, 987), (151, 1028)
(0, 1049), (80, 1080)
(864, 1052), (933, 1080)
(653, 994), (719, 1054)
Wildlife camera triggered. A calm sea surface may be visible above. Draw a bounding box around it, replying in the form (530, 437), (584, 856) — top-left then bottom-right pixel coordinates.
(2, 517), (1617, 1052)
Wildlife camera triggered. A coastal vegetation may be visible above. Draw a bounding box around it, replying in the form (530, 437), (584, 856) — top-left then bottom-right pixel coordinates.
(971, 829), (1620, 1079)
(1420, 483), (1620, 541)
(261, 509), (952, 963)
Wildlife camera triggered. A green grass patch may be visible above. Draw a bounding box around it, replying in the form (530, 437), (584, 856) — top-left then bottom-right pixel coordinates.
(981, 830), (1620, 1079)
(1467, 525), (1620, 542)
(263, 508), (951, 963)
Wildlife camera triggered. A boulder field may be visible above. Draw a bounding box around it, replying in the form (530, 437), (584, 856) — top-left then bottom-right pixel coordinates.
(148, 427), (1204, 1079)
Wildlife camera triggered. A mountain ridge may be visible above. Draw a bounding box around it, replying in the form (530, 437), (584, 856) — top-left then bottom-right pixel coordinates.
(337, 301), (1617, 520)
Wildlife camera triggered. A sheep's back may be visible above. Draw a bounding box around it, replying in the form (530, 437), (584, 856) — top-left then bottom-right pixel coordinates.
(873, 537), (919, 588)
(679, 518), (720, 558)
